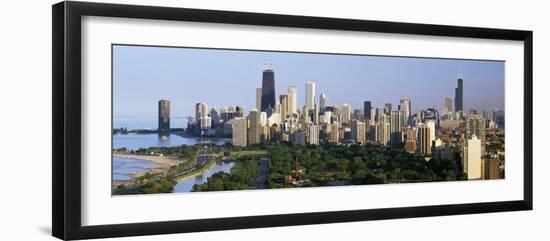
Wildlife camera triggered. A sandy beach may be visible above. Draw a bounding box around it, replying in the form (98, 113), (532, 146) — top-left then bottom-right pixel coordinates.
(113, 153), (183, 167)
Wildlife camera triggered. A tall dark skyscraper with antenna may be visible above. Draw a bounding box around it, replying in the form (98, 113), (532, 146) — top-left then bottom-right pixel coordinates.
(455, 76), (463, 114)
(261, 66), (276, 113)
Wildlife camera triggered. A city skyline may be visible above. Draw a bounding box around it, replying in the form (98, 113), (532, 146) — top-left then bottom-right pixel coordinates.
(113, 45), (505, 118)
(112, 45), (506, 195)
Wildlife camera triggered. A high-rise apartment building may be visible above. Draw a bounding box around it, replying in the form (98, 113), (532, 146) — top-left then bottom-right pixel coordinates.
(329, 122), (340, 144)
(426, 120), (436, 145)
(464, 135), (482, 179)
(341, 103), (351, 125)
(247, 109), (261, 145)
(232, 117), (247, 147)
(288, 85), (297, 115)
(404, 128), (417, 154)
(483, 159), (502, 179)
(444, 96), (453, 119)
(351, 120), (366, 144)
(390, 110), (403, 147)
(195, 102), (208, 121)
(306, 81), (315, 111)
(417, 124), (431, 156)
(256, 87), (262, 110)
(399, 98), (411, 126)
(158, 99), (170, 132)
(465, 114), (486, 155)
(279, 95), (288, 120)
(378, 112), (390, 146)
(308, 124), (320, 145)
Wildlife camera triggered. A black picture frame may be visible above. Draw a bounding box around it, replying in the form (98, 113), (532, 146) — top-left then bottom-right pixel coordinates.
(52, 1), (533, 240)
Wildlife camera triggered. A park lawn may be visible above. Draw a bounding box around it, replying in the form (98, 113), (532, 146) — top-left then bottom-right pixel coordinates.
(229, 150), (268, 158)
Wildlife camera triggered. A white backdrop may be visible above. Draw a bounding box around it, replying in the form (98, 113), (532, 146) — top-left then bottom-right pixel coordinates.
(0, 0), (547, 240)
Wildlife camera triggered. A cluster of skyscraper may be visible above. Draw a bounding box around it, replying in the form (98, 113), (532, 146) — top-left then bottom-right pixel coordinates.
(157, 65), (504, 180)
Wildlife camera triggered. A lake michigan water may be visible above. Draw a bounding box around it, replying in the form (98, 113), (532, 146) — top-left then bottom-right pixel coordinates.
(113, 117), (232, 192)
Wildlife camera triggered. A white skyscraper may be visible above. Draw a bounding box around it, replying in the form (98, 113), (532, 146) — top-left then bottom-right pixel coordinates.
(399, 98), (411, 127)
(306, 81), (315, 111)
(288, 85), (298, 115)
(195, 102), (209, 120)
(464, 135), (482, 179)
(256, 87), (262, 110)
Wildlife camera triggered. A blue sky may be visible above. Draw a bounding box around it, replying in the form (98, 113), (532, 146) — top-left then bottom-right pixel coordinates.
(113, 45), (504, 118)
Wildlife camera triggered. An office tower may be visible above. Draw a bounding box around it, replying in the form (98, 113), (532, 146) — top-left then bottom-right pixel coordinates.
(232, 117), (247, 147)
(279, 95), (288, 120)
(399, 98), (411, 126)
(319, 92), (327, 113)
(329, 122), (340, 144)
(378, 113), (390, 146)
(247, 109), (261, 145)
(256, 87), (262, 110)
(464, 135), (482, 179)
(465, 114), (486, 155)
(342, 103), (351, 125)
(261, 68), (276, 112)
(390, 110), (403, 147)
(364, 101), (372, 122)
(455, 76), (463, 115)
(484, 159), (502, 179)
(444, 96), (453, 119)
(308, 124), (320, 145)
(288, 85), (298, 115)
(157, 99), (170, 132)
(384, 103), (392, 115)
(306, 81), (315, 111)
(404, 128), (417, 154)
(351, 120), (366, 144)
(417, 124), (431, 156)
(195, 102), (208, 121)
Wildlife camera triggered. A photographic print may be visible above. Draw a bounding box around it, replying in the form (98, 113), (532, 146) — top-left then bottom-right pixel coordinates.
(111, 45), (505, 195)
